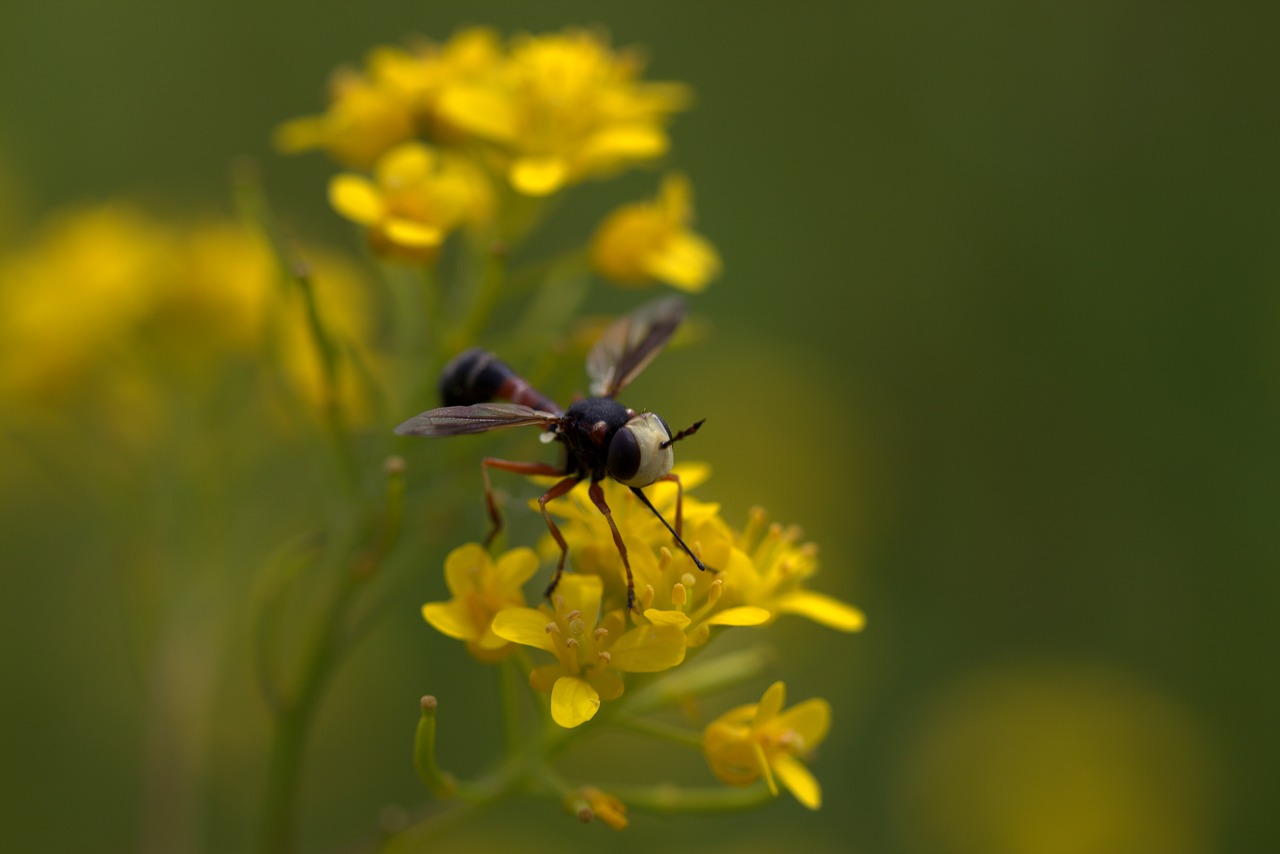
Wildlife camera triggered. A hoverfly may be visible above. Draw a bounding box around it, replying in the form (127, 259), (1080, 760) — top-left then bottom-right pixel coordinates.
(395, 296), (708, 611)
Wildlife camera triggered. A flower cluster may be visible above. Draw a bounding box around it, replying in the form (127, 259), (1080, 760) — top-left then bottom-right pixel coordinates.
(421, 466), (862, 811)
(0, 203), (375, 426)
(277, 27), (719, 290)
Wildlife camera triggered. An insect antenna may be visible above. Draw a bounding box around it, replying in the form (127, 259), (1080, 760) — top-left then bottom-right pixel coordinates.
(629, 486), (712, 573)
(660, 418), (705, 450)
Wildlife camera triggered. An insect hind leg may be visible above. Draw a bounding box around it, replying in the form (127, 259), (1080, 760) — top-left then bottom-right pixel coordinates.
(481, 458), (566, 546)
(537, 475), (582, 598)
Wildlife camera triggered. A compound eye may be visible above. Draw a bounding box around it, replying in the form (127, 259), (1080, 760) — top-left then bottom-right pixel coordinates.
(607, 412), (674, 487)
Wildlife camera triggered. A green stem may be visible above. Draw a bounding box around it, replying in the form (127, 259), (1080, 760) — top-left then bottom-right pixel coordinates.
(609, 714), (704, 749)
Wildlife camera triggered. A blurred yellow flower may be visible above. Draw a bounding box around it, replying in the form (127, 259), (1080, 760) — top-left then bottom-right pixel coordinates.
(574, 786), (628, 830)
(0, 202), (379, 427)
(538, 465), (864, 645)
(329, 141), (493, 263)
(702, 681), (831, 809)
(591, 173), (720, 291)
(421, 544), (539, 662)
(437, 28), (692, 196)
(274, 28), (504, 168)
(490, 574), (686, 728)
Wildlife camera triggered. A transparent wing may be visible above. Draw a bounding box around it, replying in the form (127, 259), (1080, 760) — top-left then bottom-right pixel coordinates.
(394, 403), (560, 437)
(586, 295), (687, 398)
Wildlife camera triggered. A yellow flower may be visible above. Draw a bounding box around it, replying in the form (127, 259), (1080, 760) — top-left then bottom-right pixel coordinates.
(437, 28), (692, 196)
(591, 173), (721, 291)
(702, 681), (830, 809)
(0, 203), (380, 428)
(572, 786), (628, 830)
(537, 466), (864, 645)
(273, 28), (504, 168)
(328, 141), (493, 263)
(491, 574), (686, 728)
(422, 544), (539, 662)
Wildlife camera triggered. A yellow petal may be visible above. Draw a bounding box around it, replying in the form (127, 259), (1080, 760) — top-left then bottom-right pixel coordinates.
(421, 601), (478, 641)
(495, 547), (540, 589)
(436, 85), (518, 142)
(758, 682), (786, 723)
(706, 606), (771, 627)
(328, 174), (385, 225)
(376, 142), (435, 186)
(774, 590), (866, 632)
(643, 608), (691, 628)
(580, 124), (668, 166)
(753, 740), (778, 795)
(554, 573), (602, 620)
(607, 623), (686, 672)
(491, 607), (559, 652)
(443, 543), (488, 596)
(772, 754), (822, 809)
(657, 172), (692, 223)
(384, 217), (444, 248)
(551, 676), (600, 728)
(642, 232), (721, 292)
(777, 697), (832, 749)
(509, 157), (568, 197)
(530, 664), (562, 693)
(272, 116), (326, 153)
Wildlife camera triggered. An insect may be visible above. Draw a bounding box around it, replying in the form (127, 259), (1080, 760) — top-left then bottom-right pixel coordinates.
(395, 295), (708, 611)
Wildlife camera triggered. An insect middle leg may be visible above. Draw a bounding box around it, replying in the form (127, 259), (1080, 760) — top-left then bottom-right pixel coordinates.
(481, 458), (566, 546)
(587, 479), (639, 613)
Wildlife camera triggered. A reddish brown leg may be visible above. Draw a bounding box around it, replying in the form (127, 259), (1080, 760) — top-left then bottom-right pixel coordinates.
(480, 458), (565, 546)
(588, 479), (638, 613)
(539, 475), (583, 598)
(657, 472), (685, 536)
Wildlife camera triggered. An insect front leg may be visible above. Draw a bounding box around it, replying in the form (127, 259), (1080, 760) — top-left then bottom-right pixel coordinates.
(481, 458), (566, 546)
(538, 475), (583, 599)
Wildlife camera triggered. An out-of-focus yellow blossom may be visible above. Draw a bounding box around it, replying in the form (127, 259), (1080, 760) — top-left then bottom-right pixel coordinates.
(491, 573), (686, 728)
(437, 28), (692, 196)
(702, 681), (830, 810)
(0, 202), (378, 426)
(591, 173), (720, 291)
(274, 28), (504, 168)
(537, 465), (864, 646)
(329, 141), (493, 263)
(422, 544), (539, 662)
(572, 786), (628, 830)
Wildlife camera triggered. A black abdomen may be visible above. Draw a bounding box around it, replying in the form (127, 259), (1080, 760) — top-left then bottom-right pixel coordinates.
(439, 348), (562, 414)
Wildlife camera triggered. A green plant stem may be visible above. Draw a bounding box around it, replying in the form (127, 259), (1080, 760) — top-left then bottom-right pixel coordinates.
(609, 714), (704, 749)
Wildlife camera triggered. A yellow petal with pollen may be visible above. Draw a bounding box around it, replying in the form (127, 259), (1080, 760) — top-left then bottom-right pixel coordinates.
(774, 590), (866, 632)
(772, 754), (822, 809)
(491, 607), (559, 652)
(421, 601), (478, 641)
(608, 623), (686, 672)
(328, 174), (385, 225)
(551, 676), (601, 728)
(706, 606), (771, 627)
(643, 232), (721, 292)
(384, 217), (444, 248)
(554, 573), (603, 620)
(509, 157), (569, 197)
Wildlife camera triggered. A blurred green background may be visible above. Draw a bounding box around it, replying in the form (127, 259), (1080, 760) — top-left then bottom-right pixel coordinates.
(2, 2), (1277, 852)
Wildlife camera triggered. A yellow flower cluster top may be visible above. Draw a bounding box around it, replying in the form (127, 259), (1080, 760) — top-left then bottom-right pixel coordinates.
(277, 26), (717, 285)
